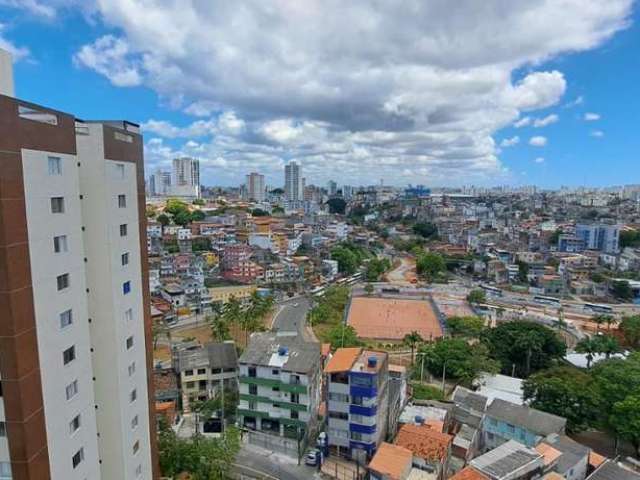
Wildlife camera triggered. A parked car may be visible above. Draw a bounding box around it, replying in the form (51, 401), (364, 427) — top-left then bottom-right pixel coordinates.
(305, 449), (321, 467)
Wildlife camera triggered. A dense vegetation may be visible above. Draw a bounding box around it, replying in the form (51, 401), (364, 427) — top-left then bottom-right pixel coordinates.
(330, 242), (371, 275)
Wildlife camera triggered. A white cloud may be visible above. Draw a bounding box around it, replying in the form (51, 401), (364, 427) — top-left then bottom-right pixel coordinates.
(500, 136), (520, 147)
(584, 112), (601, 121)
(564, 95), (584, 108)
(590, 130), (604, 138)
(66, 0), (632, 185)
(0, 0), (56, 19)
(514, 116), (531, 128)
(73, 35), (142, 87)
(534, 157), (545, 163)
(529, 136), (548, 147)
(0, 24), (30, 61)
(533, 114), (559, 128)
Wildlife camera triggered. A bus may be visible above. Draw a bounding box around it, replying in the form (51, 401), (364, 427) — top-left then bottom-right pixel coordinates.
(583, 303), (614, 314)
(533, 295), (562, 307)
(480, 284), (503, 297)
(310, 286), (326, 297)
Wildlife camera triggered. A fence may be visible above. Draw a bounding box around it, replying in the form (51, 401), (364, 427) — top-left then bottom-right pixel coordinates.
(321, 457), (366, 480)
(246, 430), (300, 459)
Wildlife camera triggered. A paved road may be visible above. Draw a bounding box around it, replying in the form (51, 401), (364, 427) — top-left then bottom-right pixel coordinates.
(272, 297), (312, 336)
(234, 442), (320, 480)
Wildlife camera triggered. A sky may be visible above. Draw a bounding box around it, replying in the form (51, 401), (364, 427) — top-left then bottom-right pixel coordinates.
(0, 0), (638, 189)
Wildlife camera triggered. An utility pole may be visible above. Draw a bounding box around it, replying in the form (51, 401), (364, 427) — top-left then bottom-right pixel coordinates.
(441, 361), (447, 395)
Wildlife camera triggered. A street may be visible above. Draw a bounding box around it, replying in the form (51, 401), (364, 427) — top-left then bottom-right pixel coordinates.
(234, 440), (321, 480)
(271, 296), (312, 336)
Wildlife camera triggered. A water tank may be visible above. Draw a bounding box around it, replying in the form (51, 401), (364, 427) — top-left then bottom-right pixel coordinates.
(278, 346), (289, 356)
(415, 415), (425, 425)
(368, 356), (378, 368)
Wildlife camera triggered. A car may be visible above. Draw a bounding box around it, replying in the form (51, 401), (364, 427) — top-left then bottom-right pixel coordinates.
(293, 303), (299, 307)
(305, 449), (321, 466)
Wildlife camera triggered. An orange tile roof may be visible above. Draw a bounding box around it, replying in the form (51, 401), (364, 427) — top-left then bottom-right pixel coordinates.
(535, 443), (562, 466)
(368, 442), (412, 480)
(324, 347), (362, 373)
(347, 297), (443, 341)
(589, 451), (607, 468)
(425, 420), (445, 433)
(542, 473), (566, 480)
(449, 467), (489, 480)
(389, 364), (407, 373)
(395, 424), (452, 462)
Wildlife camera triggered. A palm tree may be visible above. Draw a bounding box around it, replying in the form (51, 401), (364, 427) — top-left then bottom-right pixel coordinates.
(515, 332), (544, 376)
(208, 315), (231, 342)
(221, 296), (243, 340)
(555, 307), (566, 331)
(576, 337), (599, 369)
(596, 335), (621, 359)
(403, 331), (423, 365)
(604, 315), (618, 331)
(592, 315), (606, 333)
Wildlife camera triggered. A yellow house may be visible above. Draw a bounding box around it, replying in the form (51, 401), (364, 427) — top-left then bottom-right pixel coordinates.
(201, 251), (219, 267)
(208, 284), (257, 305)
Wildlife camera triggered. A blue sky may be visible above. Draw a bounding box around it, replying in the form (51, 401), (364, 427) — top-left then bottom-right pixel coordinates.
(0, 1), (638, 188)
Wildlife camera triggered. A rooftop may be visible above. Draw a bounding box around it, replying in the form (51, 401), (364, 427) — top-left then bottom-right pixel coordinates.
(470, 440), (543, 480)
(239, 332), (320, 374)
(587, 461), (640, 480)
(347, 296), (443, 341)
(175, 342), (238, 372)
(395, 424), (452, 462)
(449, 467), (489, 480)
(485, 398), (566, 437)
(367, 442), (413, 480)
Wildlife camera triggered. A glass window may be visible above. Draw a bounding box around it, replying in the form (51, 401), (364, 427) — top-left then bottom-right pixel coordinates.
(120, 224), (128, 236)
(48, 156), (62, 175)
(135, 464), (142, 478)
(123, 281), (131, 294)
(133, 440), (140, 455)
(63, 345), (75, 365)
(0, 422), (5, 437)
(116, 163), (125, 178)
(126, 336), (134, 350)
(57, 273), (70, 291)
(197, 368), (206, 375)
(69, 414), (81, 434)
(128, 362), (136, 376)
(72, 448), (84, 469)
(118, 194), (127, 208)
(131, 415), (139, 429)
(122, 252), (129, 266)
(53, 235), (68, 253)
(66, 380), (78, 400)
(60, 309), (73, 328)
(125, 308), (133, 321)
(130, 389), (137, 403)
(51, 197), (65, 213)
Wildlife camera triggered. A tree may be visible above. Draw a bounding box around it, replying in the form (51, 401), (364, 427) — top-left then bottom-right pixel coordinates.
(592, 314), (608, 333)
(419, 338), (498, 387)
(331, 246), (359, 275)
(165, 198), (189, 216)
(576, 337), (599, 369)
(522, 366), (600, 433)
(481, 321), (566, 377)
(326, 324), (362, 349)
(446, 316), (485, 338)
(364, 283), (374, 296)
(412, 222), (438, 239)
(208, 315), (231, 342)
(192, 198), (206, 206)
(174, 210), (192, 227)
(221, 296), (243, 339)
(365, 257), (391, 281)
(251, 208), (269, 217)
(620, 315), (640, 349)
(620, 229), (640, 249)
(416, 252), (446, 281)
(467, 289), (486, 305)
(596, 335), (621, 359)
(157, 213), (170, 233)
(612, 280), (634, 300)
(190, 209), (206, 222)
(403, 331), (423, 365)
(517, 260), (529, 283)
(327, 198), (347, 214)
(610, 394), (640, 457)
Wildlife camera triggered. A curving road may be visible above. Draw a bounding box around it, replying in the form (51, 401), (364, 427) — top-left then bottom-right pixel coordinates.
(271, 297), (313, 337)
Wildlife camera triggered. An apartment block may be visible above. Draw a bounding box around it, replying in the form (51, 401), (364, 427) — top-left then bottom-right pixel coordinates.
(324, 348), (389, 461)
(237, 333), (321, 442)
(0, 54), (157, 480)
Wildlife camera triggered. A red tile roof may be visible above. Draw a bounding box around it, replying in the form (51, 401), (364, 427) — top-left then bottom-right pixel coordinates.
(449, 467), (489, 480)
(395, 424), (452, 462)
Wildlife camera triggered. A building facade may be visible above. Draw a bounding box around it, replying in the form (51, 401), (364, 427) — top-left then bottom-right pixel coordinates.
(284, 161), (303, 205)
(246, 172), (265, 202)
(0, 53), (157, 480)
(325, 348), (390, 461)
(171, 157), (200, 198)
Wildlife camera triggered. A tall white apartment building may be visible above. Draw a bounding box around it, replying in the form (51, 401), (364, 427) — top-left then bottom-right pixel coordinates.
(245, 172), (265, 202)
(0, 51), (158, 480)
(284, 161), (303, 205)
(171, 157), (200, 198)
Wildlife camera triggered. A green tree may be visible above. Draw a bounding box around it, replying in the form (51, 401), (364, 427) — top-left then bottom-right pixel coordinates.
(412, 222), (438, 239)
(575, 337), (600, 369)
(326, 324), (362, 349)
(365, 257), (391, 281)
(416, 252), (446, 281)
(610, 394), (640, 457)
(221, 296), (243, 339)
(331, 246), (359, 275)
(192, 198), (206, 206)
(419, 338), (498, 387)
(467, 289), (486, 305)
(612, 280), (634, 300)
(620, 315), (640, 349)
(208, 315), (231, 342)
(522, 366), (600, 433)
(327, 198), (347, 214)
(191, 209), (206, 222)
(620, 229), (640, 249)
(596, 334), (621, 359)
(251, 208), (269, 217)
(174, 210), (192, 227)
(517, 260), (529, 283)
(446, 316), (485, 338)
(157, 213), (170, 233)
(364, 283), (374, 296)
(592, 314), (608, 333)
(481, 321), (566, 377)
(165, 198), (189, 216)
(403, 331), (423, 365)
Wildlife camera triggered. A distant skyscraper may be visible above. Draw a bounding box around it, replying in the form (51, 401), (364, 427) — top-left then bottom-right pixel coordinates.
(245, 172), (265, 202)
(327, 180), (337, 196)
(343, 185), (354, 200)
(171, 157), (200, 198)
(284, 161), (303, 204)
(148, 169), (171, 197)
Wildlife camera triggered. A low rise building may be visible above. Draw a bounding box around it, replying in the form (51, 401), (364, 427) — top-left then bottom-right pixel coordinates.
(470, 440), (545, 480)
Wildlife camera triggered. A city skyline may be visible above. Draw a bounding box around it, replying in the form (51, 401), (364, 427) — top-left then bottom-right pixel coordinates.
(0, 2), (639, 189)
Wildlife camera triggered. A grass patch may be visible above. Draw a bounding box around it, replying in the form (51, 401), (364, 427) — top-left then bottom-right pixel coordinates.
(411, 382), (445, 401)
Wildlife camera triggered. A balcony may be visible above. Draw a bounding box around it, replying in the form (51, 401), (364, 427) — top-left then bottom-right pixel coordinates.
(349, 404), (377, 417)
(349, 423), (376, 435)
(350, 385), (377, 398)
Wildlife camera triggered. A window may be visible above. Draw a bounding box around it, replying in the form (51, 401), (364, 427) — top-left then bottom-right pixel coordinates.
(290, 393), (299, 404)
(118, 194), (127, 208)
(126, 336), (134, 350)
(197, 368), (206, 375)
(290, 410), (299, 420)
(48, 156), (62, 175)
(125, 308), (133, 322)
(66, 380), (78, 400)
(60, 309), (73, 328)
(123, 281), (131, 294)
(249, 384), (257, 395)
(116, 163), (125, 178)
(115, 131), (133, 143)
(131, 415), (139, 430)
(350, 432), (363, 441)
(133, 440), (140, 455)
(72, 448), (84, 469)
(63, 346), (76, 365)
(69, 414), (81, 434)
(53, 235), (68, 253)
(130, 389), (137, 403)
(121, 252), (129, 266)
(128, 362), (136, 376)
(271, 369), (279, 376)
(57, 273), (70, 291)
(51, 197), (65, 214)
(248, 367), (257, 378)
(328, 392), (349, 402)
(248, 400), (257, 410)
(135, 464), (142, 478)
(185, 369), (194, 377)
(0, 461), (10, 480)
(120, 224), (128, 236)
(186, 381), (195, 388)
(329, 411), (349, 421)
(0, 422), (5, 437)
